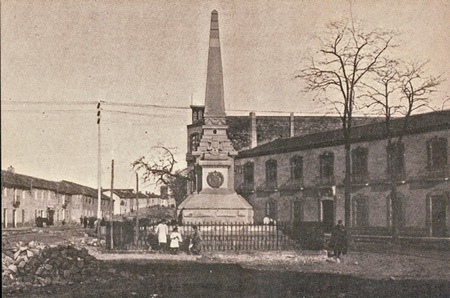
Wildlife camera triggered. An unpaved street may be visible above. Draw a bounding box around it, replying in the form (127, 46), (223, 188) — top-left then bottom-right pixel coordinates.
(3, 227), (450, 297)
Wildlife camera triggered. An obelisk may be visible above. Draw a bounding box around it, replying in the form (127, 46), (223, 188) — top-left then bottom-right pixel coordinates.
(178, 10), (254, 224)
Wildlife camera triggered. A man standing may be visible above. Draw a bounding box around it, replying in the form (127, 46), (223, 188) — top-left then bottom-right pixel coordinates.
(155, 220), (169, 252)
(189, 225), (203, 255)
(330, 220), (347, 259)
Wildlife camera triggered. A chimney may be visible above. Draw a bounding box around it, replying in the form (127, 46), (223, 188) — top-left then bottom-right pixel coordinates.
(250, 112), (257, 148)
(289, 113), (295, 137)
(7, 166), (15, 173)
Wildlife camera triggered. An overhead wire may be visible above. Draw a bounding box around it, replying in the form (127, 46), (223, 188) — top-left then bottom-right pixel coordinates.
(2, 99), (384, 117)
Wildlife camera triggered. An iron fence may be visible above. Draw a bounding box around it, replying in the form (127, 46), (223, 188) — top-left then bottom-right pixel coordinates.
(106, 221), (299, 251)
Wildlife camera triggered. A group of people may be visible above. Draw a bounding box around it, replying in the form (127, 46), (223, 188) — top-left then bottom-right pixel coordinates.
(80, 216), (106, 229)
(154, 220), (202, 255)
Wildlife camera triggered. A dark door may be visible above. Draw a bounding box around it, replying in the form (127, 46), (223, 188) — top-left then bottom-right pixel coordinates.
(47, 209), (55, 226)
(432, 196), (447, 237)
(322, 200), (334, 233)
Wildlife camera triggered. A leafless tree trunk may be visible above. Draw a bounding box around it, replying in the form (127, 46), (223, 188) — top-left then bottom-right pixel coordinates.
(297, 19), (394, 231)
(363, 60), (442, 242)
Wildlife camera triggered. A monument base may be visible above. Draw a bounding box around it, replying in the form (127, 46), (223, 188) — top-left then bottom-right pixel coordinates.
(178, 192), (254, 224)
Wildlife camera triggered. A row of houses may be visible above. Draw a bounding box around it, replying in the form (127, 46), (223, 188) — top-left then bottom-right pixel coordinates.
(104, 187), (175, 215)
(1, 168), (171, 228)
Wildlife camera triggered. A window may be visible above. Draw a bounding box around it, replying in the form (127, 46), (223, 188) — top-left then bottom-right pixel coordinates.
(265, 199), (277, 220)
(387, 192), (405, 227)
(352, 147), (369, 183)
(292, 200), (304, 223)
(265, 159), (277, 188)
(243, 162), (254, 184)
(12, 210), (17, 228)
(290, 156), (303, 180)
(22, 210), (25, 223)
(3, 209), (8, 228)
(319, 152), (334, 184)
(190, 133), (201, 152)
(427, 137), (448, 173)
(387, 142), (405, 180)
(353, 195), (369, 227)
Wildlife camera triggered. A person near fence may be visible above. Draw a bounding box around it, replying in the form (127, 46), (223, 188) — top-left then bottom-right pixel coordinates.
(155, 220), (169, 252)
(189, 225), (202, 255)
(169, 227), (183, 254)
(330, 220), (347, 259)
(178, 208), (184, 226)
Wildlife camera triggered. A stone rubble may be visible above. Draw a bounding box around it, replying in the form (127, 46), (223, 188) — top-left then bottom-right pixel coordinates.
(2, 240), (126, 293)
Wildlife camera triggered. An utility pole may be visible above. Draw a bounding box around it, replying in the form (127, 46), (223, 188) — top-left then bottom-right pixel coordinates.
(109, 159), (114, 249)
(135, 173), (139, 246)
(97, 101), (102, 236)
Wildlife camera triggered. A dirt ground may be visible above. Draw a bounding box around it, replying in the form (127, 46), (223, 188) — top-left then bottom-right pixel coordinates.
(2, 226), (450, 297)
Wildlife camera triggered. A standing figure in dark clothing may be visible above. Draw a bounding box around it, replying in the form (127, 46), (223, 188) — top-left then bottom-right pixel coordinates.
(330, 220), (347, 258)
(189, 225), (203, 255)
(83, 216), (88, 228)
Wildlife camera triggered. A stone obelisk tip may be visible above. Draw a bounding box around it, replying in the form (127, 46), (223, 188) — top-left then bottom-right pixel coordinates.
(204, 10), (225, 117)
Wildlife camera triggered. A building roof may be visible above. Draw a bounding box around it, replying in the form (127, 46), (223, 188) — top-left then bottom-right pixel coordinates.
(1, 170), (110, 200)
(237, 110), (450, 159)
(2, 170), (59, 191)
(189, 113), (381, 151)
(60, 180), (110, 200)
(103, 188), (160, 200)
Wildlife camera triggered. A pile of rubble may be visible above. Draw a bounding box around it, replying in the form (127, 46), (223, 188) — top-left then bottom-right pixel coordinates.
(2, 240), (115, 292)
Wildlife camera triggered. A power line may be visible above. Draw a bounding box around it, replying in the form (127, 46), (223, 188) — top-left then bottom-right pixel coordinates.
(104, 101), (188, 110)
(2, 99), (387, 116)
(2, 109), (93, 113)
(1, 100), (97, 105)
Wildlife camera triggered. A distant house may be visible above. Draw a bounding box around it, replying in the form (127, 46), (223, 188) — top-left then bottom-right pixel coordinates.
(1, 168), (111, 228)
(234, 110), (449, 237)
(103, 189), (164, 215)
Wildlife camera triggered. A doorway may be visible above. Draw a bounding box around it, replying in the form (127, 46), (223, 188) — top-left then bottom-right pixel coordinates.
(322, 200), (334, 233)
(47, 208), (55, 226)
(431, 196), (447, 237)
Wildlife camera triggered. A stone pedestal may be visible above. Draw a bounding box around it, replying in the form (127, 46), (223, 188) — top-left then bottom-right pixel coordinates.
(178, 192), (254, 224)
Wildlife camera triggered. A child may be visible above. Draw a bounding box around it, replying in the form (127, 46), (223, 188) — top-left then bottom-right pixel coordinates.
(170, 227), (182, 254)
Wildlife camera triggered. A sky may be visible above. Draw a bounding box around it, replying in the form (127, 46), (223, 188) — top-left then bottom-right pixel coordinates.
(2, 0), (449, 192)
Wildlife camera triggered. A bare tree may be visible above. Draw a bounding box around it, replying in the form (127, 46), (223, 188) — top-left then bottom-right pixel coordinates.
(132, 147), (191, 204)
(296, 19), (395, 229)
(363, 60), (442, 241)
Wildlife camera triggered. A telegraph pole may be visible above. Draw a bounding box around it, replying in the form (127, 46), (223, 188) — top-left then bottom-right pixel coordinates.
(135, 173), (139, 246)
(109, 159), (114, 249)
(97, 101), (102, 235)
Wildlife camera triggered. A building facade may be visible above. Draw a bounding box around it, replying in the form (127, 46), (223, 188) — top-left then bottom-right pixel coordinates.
(187, 108), (379, 195)
(1, 168), (111, 228)
(234, 110), (449, 237)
